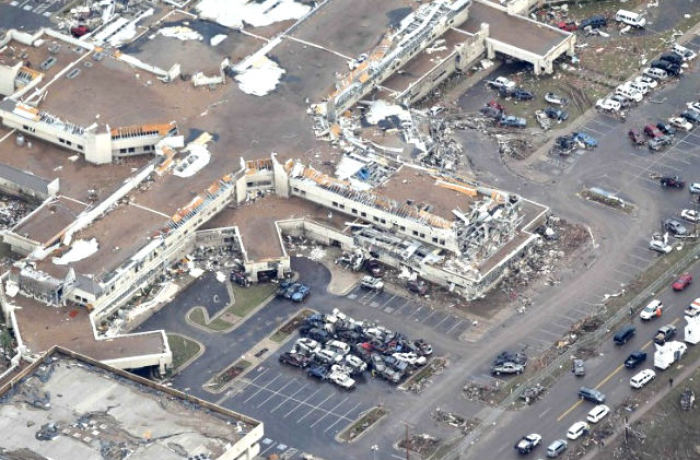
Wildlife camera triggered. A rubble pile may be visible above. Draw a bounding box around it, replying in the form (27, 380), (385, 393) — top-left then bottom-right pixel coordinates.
(519, 384), (546, 404)
(0, 195), (34, 229)
(398, 433), (440, 456)
(497, 135), (535, 160)
(433, 409), (480, 434)
(680, 388), (695, 411)
(462, 380), (501, 404)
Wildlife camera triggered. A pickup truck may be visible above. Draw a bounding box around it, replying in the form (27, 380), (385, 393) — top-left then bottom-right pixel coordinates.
(488, 76), (516, 90)
(499, 115), (527, 128)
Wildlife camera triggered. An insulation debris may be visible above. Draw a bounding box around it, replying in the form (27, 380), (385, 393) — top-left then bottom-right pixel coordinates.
(53, 238), (99, 265)
(195, 0), (312, 29)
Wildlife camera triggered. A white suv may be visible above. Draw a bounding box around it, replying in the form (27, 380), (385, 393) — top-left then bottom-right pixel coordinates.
(630, 369), (656, 389)
(586, 404), (610, 423)
(639, 299), (663, 320)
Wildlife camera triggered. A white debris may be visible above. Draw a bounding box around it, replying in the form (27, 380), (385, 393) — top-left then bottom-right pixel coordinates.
(210, 34), (228, 46)
(53, 238), (99, 265)
(309, 247), (326, 261)
(335, 156), (365, 180)
(173, 144), (211, 177)
(189, 267), (204, 278)
(126, 282), (179, 321)
(196, 0), (311, 29)
(216, 271), (226, 283)
(67, 155), (80, 162)
(365, 100), (411, 125)
(4, 280), (18, 298)
(235, 55), (285, 96)
(159, 26), (203, 41)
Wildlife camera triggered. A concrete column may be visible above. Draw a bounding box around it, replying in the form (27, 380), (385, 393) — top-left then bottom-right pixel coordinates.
(486, 41), (495, 60)
(533, 60), (541, 76)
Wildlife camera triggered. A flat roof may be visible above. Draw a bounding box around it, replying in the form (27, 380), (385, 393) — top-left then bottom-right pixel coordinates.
(120, 16), (265, 75)
(382, 28), (469, 93)
(12, 196), (86, 245)
(10, 294), (166, 362)
(460, 2), (567, 56)
(376, 166), (477, 221)
(1, 37), (79, 83)
(203, 195), (348, 260)
(0, 347), (258, 460)
(0, 137), (149, 204)
(36, 202), (167, 280)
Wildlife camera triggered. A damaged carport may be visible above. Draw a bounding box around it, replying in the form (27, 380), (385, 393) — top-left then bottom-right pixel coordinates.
(459, 1), (575, 75)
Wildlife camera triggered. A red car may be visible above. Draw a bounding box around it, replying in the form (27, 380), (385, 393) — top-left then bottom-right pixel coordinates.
(672, 273), (693, 291)
(70, 25), (89, 38)
(557, 21), (578, 31)
(644, 125), (664, 138)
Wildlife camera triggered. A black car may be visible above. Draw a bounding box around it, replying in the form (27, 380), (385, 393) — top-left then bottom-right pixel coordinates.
(305, 327), (330, 344)
(407, 280), (429, 295)
(578, 387), (606, 404)
(511, 88), (534, 100)
(364, 259), (384, 277)
(650, 59), (681, 76)
(660, 176), (685, 188)
(230, 271), (250, 287)
(624, 351), (647, 369)
(656, 122), (677, 135)
(307, 365), (329, 380)
(680, 109), (700, 124)
(555, 135), (576, 150)
(580, 15), (607, 29)
(545, 106), (569, 121)
(613, 325), (636, 345)
(659, 52), (683, 65)
(279, 352), (311, 368)
(493, 351), (528, 366)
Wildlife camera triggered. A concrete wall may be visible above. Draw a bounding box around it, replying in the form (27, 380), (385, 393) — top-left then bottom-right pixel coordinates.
(0, 62), (21, 96)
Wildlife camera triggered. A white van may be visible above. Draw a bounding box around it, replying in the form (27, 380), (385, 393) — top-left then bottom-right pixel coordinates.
(325, 340), (350, 356)
(616, 9), (646, 28)
(642, 67), (668, 80)
(628, 80), (650, 95)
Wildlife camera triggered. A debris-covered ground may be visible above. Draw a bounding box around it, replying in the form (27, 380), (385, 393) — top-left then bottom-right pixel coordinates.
(0, 193), (36, 230)
(397, 433), (441, 457)
(596, 367), (700, 460)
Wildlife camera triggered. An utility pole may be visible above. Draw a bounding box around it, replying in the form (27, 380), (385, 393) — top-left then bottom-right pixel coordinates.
(401, 421), (414, 460)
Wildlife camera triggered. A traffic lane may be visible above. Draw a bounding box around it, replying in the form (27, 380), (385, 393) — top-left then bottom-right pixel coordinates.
(466, 263), (698, 459)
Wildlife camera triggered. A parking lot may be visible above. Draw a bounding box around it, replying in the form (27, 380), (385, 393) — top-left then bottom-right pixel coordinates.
(7, 0), (67, 18)
(346, 286), (472, 341)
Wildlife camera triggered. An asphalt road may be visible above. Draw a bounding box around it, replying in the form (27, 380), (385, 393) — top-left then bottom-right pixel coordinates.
(467, 263), (699, 460)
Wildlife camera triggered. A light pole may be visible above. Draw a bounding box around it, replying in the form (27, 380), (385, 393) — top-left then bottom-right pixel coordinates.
(370, 444), (379, 460)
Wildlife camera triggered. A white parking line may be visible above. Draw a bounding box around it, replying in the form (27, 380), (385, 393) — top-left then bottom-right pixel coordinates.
(283, 388), (321, 418)
(434, 314), (453, 329)
(379, 294), (397, 309)
(445, 319), (465, 334)
(582, 125), (605, 136)
(259, 441), (277, 457)
(628, 252), (652, 263)
(324, 402), (362, 433)
(421, 310), (438, 324)
(551, 320), (572, 330)
(395, 300), (412, 313)
(406, 306), (424, 320)
(309, 396), (349, 428)
(296, 392), (335, 423)
(269, 383), (308, 413)
(243, 375), (281, 404)
(537, 328), (563, 339)
(257, 379), (295, 408)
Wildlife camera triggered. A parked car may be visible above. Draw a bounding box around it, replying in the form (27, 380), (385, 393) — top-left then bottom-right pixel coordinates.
(514, 433), (542, 455)
(572, 132), (597, 148)
(664, 218), (688, 236)
(628, 129), (646, 145)
(656, 121), (676, 135)
(493, 350), (528, 366)
(492, 362), (524, 376)
(687, 101), (700, 113)
(596, 98), (621, 112)
(501, 87), (533, 100)
(70, 25), (90, 37)
(557, 21), (577, 31)
(640, 299), (663, 320)
(672, 43), (697, 61)
(624, 351), (647, 369)
(635, 75), (658, 88)
(500, 115), (527, 128)
(294, 338), (321, 356)
(546, 439), (568, 458)
(660, 176), (685, 188)
(642, 67), (668, 80)
(305, 328), (330, 344)
(644, 125), (664, 138)
(413, 339), (433, 356)
(681, 209), (699, 223)
(488, 76), (516, 90)
(659, 52), (683, 65)
(578, 387), (606, 404)
(654, 324), (677, 345)
(314, 349), (342, 365)
(291, 284), (310, 302)
(650, 59), (680, 76)
(566, 421), (590, 440)
(307, 365), (329, 380)
(681, 109), (700, 124)
(586, 404), (610, 423)
(361, 275), (384, 291)
(648, 135), (672, 151)
(480, 106), (502, 119)
(669, 117), (693, 131)
(610, 94), (631, 108)
(544, 92), (567, 105)
(649, 237), (672, 253)
(393, 352), (427, 367)
(690, 182), (700, 194)
(329, 370), (355, 390)
(684, 298), (700, 318)
(672, 273), (692, 291)
(279, 352), (311, 368)
(580, 15), (606, 29)
(572, 359), (585, 376)
(545, 106), (568, 121)
(343, 354), (367, 374)
(364, 259), (384, 277)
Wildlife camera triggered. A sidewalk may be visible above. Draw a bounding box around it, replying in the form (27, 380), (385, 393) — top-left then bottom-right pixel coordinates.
(580, 353), (700, 460)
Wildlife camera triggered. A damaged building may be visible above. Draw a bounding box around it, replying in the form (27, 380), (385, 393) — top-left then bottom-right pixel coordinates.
(0, 347), (263, 460)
